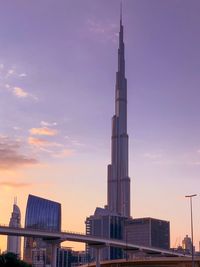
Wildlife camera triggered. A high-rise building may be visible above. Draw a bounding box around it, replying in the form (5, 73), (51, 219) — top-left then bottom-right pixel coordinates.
(86, 208), (126, 260)
(107, 11), (130, 219)
(57, 247), (73, 267)
(124, 218), (170, 250)
(23, 194), (61, 267)
(7, 198), (21, 257)
(57, 247), (88, 267)
(86, 7), (171, 261)
(182, 235), (195, 254)
(86, 12), (129, 261)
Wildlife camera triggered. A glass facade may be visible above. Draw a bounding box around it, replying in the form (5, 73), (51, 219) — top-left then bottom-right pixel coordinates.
(25, 194), (61, 231)
(7, 203), (21, 257)
(86, 207), (126, 261)
(23, 194), (61, 267)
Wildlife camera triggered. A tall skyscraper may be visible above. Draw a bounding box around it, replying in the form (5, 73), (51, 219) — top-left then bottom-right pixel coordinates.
(7, 198), (21, 257)
(24, 194), (61, 267)
(86, 8), (171, 261)
(86, 10), (129, 261)
(107, 11), (130, 218)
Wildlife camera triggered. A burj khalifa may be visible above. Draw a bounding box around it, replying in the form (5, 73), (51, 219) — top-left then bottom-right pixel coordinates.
(86, 9), (131, 260)
(107, 13), (130, 218)
(86, 9), (170, 261)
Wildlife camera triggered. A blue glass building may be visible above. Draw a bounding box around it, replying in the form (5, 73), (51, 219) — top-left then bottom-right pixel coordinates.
(25, 194), (61, 231)
(23, 194), (61, 266)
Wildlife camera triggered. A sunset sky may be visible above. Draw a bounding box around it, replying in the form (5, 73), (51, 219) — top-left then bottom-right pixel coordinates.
(0, 0), (200, 252)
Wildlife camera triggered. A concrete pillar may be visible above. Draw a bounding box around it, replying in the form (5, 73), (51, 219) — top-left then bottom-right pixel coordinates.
(95, 247), (101, 267)
(51, 243), (57, 267)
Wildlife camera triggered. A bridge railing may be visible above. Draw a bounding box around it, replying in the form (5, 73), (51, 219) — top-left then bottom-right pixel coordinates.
(0, 224), (123, 242)
(0, 224), (86, 236)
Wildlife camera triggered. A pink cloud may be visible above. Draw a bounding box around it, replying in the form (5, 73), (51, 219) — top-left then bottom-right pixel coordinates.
(29, 127), (58, 136)
(0, 136), (38, 170)
(0, 181), (31, 188)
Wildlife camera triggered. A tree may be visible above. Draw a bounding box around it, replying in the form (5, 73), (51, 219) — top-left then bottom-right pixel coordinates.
(0, 252), (32, 267)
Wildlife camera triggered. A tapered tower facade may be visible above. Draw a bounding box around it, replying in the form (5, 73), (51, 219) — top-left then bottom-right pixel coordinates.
(86, 11), (131, 261)
(7, 199), (21, 257)
(107, 14), (130, 218)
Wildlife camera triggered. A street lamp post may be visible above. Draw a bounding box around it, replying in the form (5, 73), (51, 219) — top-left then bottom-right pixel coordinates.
(185, 194), (197, 267)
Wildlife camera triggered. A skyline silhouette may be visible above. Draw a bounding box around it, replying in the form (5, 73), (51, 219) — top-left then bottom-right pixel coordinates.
(0, 0), (200, 252)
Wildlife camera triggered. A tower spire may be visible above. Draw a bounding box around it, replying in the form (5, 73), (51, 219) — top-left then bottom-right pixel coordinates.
(120, 1), (122, 25)
(107, 7), (130, 218)
(118, 2), (125, 77)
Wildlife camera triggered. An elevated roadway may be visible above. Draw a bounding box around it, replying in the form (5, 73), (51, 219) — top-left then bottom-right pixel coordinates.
(0, 225), (191, 267)
(84, 257), (200, 267)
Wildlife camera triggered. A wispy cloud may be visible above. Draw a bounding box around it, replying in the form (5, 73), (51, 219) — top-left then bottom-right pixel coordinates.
(28, 137), (51, 147)
(19, 73), (27, 78)
(144, 152), (162, 160)
(0, 136), (38, 170)
(0, 64), (37, 100)
(13, 86), (38, 100)
(13, 86), (28, 98)
(64, 135), (85, 147)
(5, 68), (15, 78)
(0, 181), (31, 188)
(0, 64), (25, 79)
(28, 137), (61, 148)
(87, 19), (118, 43)
(4, 83), (38, 100)
(28, 136), (74, 159)
(13, 126), (21, 131)
(71, 139), (85, 147)
(28, 124), (83, 159)
(52, 149), (74, 158)
(41, 121), (57, 127)
(29, 127), (58, 136)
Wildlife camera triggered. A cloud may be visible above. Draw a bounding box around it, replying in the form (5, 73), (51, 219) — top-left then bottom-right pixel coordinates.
(29, 127), (58, 136)
(144, 153), (162, 160)
(19, 73), (27, 77)
(64, 135), (85, 147)
(13, 86), (28, 98)
(4, 84), (38, 101)
(52, 149), (74, 158)
(0, 64), (38, 100)
(0, 136), (38, 170)
(41, 121), (57, 127)
(0, 181), (31, 188)
(28, 137), (50, 147)
(71, 139), (85, 147)
(6, 69), (15, 78)
(87, 19), (118, 43)
(13, 126), (21, 131)
(28, 137), (62, 148)
(0, 65), (16, 79)
(5, 84), (10, 89)
(28, 137), (74, 159)
(13, 86), (38, 101)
